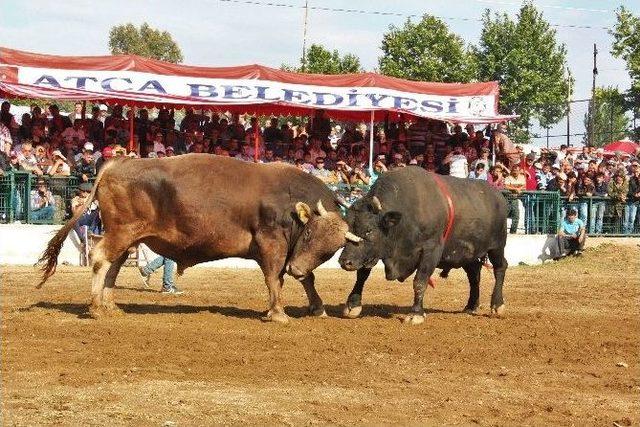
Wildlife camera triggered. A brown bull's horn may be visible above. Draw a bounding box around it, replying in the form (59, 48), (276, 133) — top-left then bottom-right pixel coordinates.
(317, 200), (329, 217)
(345, 231), (363, 243)
(371, 195), (383, 213)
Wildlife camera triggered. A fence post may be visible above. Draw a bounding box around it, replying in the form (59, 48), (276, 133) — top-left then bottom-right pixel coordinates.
(8, 171), (15, 223)
(25, 173), (32, 224)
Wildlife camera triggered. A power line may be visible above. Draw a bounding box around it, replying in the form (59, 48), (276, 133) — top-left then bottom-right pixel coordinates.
(473, 0), (612, 14)
(217, 0), (612, 30)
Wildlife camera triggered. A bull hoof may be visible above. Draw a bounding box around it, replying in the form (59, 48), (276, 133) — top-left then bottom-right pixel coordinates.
(463, 307), (479, 315)
(342, 304), (362, 319)
(105, 306), (125, 317)
(309, 306), (328, 318)
(88, 305), (107, 319)
(402, 313), (426, 325)
(261, 310), (290, 324)
(491, 304), (506, 317)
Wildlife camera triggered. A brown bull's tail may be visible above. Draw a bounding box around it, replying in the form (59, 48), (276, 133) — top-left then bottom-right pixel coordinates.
(36, 159), (118, 288)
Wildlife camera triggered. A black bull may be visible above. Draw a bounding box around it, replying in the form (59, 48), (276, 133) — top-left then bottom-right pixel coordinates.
(338, 167), (509, 324)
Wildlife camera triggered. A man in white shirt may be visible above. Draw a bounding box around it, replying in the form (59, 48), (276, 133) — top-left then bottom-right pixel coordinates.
(152, 132), (166, 154)
(444, 145), (469, 178)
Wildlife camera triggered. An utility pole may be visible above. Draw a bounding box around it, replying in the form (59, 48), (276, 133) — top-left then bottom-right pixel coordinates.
(566, 67), (571, 147)
(301, 0), (309, 72)
(588, 43), (598, 147)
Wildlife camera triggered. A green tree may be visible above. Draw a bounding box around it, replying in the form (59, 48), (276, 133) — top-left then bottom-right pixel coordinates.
(610, 6), (640, 140)
(378, 15), (476, 83)
(474, 3), (571, 142)
(283, 44), (361, 74)
(109, 23), (183, 63)
(582, 87), (630, 147)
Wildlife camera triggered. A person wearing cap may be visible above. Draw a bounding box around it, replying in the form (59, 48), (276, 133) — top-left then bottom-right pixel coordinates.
(623, 161), (640, 234)
(557, 208), (586, 257)
(96, 146), (113, 173)
(165, 146), (175, 157)
(29, 178), (55, 221)
(48, 150), (71, 177)
(521, 153), (538, 191)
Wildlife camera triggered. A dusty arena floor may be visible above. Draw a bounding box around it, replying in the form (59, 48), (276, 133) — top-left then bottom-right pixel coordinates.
(1, 245), (639, 426)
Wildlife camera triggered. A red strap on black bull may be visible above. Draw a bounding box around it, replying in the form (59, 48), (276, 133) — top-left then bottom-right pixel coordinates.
(428, 173), (455, 288)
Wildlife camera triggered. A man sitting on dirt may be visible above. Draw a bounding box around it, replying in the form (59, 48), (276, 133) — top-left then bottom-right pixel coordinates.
(557, 208), (586, 257)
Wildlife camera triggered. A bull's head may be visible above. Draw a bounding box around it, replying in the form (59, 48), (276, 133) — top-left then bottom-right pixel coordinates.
(339, 195), (406, 278)
(286, 200), (351, 279)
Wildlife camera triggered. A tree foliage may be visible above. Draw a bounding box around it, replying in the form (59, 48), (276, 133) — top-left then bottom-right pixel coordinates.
(283, 44), (361, 74)
(610, 6), (640, 140)
(474, 3), (571, 142)
(582, 87), (630, 147)
(109, 23), (183, 63)
(378, 15), (476, 83)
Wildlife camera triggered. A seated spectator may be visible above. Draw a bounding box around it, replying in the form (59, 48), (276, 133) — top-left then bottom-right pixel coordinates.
(61, 119), (86, 143)
(468, 162), (488, 180)
(557, 208), (585, 257)
(471, 147), (492, 170)
(17, 142), (43, 175)
(48, 150), (71, 177)
(536, 162), (554, 190)
(76, 145), (97, 182)
(487, 164), (506, 190)
(334, 160), (352, 184)
(350, 160), (370, 185)
(235, 144), (253, 162)
(30, 177), (55, 221)
(443, 145), (468, 178)
(389, 153), (406, 170)
(310, 157), (338, 184)
(96, 146), (113, 173)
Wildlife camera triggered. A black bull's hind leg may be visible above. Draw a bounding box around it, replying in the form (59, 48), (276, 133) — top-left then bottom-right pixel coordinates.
(488, 247), (508, 316)
(342, 267), (372, 318)
(462, 259), (483, 313)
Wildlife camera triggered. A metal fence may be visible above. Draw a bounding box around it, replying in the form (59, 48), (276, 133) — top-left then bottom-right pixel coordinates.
(1, 172), (638, 236)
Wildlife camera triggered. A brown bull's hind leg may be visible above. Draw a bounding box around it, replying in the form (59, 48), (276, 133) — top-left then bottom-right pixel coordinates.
(100, 252), (129, 316)
(88, 238), (130, 319)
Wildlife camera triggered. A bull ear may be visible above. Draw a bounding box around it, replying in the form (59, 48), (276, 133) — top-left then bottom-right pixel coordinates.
(381, 211), (402, 229)
(295, 202), (312, 224)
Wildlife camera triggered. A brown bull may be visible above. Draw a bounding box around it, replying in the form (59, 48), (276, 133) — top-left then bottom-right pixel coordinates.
(38, 154), (350, 323)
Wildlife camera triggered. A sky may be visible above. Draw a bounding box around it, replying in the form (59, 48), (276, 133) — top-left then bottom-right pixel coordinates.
(1, 0), (637, 143)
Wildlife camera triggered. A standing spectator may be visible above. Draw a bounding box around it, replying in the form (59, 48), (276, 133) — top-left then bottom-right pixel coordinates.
(608, 173), (629, 231)
(521, 153), (538, 191)
(139, 256), (183, 294)
(471, 147), (492, 171)
(61, 119), (86, 144)
(86, 106), (104, 145)
(308, 137), (326, 160)
(309, 109), (331, 143)
(504, 164), (526, 233)
(493, 123), (520, 167)
(536, 163), (554, 190)
(48, 104), (72, 135)
(0, 121), (12, 156)
(152, 132), (166, 154)
(577, 175), (595, 224)
(350, 160), (370, 185)
(263, 117), (283, 149)
(389, 152), (407, 170)
(30, 178), (55, 221)
(590, 172), (608, 234)
(557, 208), (586, 257)
(624, 160), (640, 234)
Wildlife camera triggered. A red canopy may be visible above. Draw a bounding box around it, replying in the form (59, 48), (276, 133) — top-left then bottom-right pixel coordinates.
(0, 47), (517, 124)
(603, 140), (639, 155)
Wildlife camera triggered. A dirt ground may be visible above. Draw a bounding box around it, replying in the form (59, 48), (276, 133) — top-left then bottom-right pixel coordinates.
(1, 244), (639, 426)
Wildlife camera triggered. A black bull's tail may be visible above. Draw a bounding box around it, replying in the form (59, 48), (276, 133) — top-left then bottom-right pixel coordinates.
(36, 159), (118, 288)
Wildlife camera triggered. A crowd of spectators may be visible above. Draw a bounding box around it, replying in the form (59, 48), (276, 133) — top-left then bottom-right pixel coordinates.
(0, 100), (638, 233)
